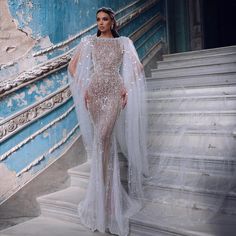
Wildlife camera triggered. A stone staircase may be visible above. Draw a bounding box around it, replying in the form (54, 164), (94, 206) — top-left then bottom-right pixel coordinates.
(1, 45), (236, 236)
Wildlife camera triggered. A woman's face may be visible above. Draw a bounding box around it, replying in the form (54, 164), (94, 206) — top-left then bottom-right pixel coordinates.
(96, 11), (113, 34)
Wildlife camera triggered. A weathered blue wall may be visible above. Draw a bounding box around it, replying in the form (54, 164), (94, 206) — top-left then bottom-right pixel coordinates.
(0, 70), (68, 119)
(0, 0), (167, 203)
(8, 0), (136, 43)
(1, 0), (166, 77)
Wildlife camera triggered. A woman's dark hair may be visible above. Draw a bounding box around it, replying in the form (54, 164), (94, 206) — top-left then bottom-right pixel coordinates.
(96, 7), (120, 38)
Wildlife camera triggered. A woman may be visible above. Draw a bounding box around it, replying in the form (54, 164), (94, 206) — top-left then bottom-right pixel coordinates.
(68, 7), (149, 236)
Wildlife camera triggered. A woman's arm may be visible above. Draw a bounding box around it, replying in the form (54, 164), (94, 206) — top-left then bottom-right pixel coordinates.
(120, 85), (128, 109)
(126, 38), (144, 78)
(68, 50), (80, 77)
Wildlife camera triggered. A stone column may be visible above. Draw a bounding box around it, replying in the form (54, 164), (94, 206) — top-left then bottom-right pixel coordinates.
(188, 0), (204, 50)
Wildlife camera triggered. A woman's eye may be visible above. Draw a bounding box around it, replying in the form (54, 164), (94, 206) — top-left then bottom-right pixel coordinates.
(103, 17), (108, 21)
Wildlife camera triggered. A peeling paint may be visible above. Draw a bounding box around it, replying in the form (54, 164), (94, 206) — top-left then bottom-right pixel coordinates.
(6, 92), (27, 108)
(34, 95), (44, 102)
(39, 84), (48, 96)
(0, 69), (68, 119)
(43, 131), (49, 138)
(27, 79), (53, 96)
(6, 99), (13, 107)
(0, 0), (36, 66)
(63, 128), (67, 138)
(6, 46), (16, 53)
(0, 0), (52, 81)
(27, 84), (38, 95)
(37, 36), (53, 52)
(45, 78), (54, 87)
(61, 75), (69, 86)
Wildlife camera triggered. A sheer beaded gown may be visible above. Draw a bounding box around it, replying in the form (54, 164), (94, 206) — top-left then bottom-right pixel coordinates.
(68, 35), (148, 236)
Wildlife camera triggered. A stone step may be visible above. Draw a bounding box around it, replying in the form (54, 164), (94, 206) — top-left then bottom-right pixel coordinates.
(4, 204), (235, 236)
(38, 159), (128, 224)
(147, 85), (236, 99)
(39, 162), (236, 229)
(68, 157), (236, 203)
(144, 168), (236, 197)
(151, 62), (236, 79)
(143, 180), (236, 216)
(146, 72), (236, 90)
(67, 159), (235, 206)
(148, 152), (236, 175)
(3, 201), (235, 236)
(148, 126), (235, 135)
(147, 129), (236, 158)
(148, 124), (236, 137)
(147, 94), (236, 112)
(67, 158), (236, 213)
(0, 216), (108, 236)
(163, 45), (236, 61)
(68, 161), (90, 188)
(158, 52), (236, 70)
(68, 159), (128, 188)
(140, 159), (236, 227)
(130, 202), (236, 236)
(37, 186), (85, 224)
(148, 110), (236, 128)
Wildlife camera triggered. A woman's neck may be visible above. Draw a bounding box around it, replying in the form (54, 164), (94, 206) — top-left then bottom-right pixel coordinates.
(99, 32), (114, 38)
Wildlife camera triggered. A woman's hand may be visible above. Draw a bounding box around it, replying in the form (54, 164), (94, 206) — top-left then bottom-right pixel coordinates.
(84, 90), (90, 110)
(121, 86), (128, 109)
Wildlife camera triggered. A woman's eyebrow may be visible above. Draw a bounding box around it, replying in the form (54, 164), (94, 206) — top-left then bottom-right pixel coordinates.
(96, 16), (108, 20)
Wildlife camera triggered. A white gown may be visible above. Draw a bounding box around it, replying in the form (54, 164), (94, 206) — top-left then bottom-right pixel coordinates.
(68, 35), (149, 236)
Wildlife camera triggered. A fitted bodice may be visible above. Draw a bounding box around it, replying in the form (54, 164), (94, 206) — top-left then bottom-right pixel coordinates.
(91, 37), (123, 76)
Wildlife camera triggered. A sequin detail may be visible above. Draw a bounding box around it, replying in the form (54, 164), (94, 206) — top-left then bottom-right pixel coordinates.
(75, 35), (143, 236)
(87, 37), (124, 185)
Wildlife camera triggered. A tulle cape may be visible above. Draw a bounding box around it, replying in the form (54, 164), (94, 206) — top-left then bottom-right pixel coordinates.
(68, 35), (149, 235)
(68, 35), (149, 198)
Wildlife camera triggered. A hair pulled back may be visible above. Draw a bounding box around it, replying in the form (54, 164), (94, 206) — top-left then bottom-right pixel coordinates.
(96, 7), (120, 38)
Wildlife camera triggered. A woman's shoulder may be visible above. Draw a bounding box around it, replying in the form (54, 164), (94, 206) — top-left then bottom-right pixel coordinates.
(76, 35), (94, 48)
(80, 34), (93, 42)
(119, 36), (131, 42)
(118, 36), (135, 49)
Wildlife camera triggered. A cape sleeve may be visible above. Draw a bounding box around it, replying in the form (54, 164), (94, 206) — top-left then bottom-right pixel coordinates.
(117, 37), (149, 199)
(67, 36), (94, 156)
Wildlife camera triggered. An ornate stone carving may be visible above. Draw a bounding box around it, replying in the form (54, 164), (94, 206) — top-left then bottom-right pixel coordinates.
(0, 53), (72, 98)
(0, 86), (71, 143)
(0, 105), (75, 162)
